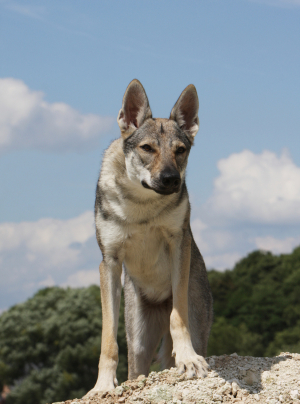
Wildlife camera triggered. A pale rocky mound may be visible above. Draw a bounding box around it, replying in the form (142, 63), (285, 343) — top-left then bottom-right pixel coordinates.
(52, 352), (300, 404)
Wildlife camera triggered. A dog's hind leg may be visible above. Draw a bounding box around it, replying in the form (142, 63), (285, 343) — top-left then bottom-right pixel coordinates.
(124, 272), (171, 380)
(159, 331), (175, 370)
(188, 239), (213, 358)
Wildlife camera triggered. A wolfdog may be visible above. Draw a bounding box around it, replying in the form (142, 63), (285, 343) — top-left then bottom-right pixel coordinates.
(89, 79), (213, 394)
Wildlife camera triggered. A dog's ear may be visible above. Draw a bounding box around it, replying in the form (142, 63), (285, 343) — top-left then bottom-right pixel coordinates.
(170, 84), (199, 142)
(117, 79), (152, 139)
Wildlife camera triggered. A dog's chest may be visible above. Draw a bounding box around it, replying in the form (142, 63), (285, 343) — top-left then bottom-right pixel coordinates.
(124, 225), (174, 301)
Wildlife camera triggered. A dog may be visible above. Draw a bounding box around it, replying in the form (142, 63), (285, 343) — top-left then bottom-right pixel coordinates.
(89, 79), (213, 394)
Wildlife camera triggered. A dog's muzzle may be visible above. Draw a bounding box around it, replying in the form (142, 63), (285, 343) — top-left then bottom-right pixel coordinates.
(160, 171), (181, 190)
(142, 170), (181, 195)
(141, 181), (151, 190)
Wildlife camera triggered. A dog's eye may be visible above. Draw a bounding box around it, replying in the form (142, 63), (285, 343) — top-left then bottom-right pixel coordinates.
(176, 147), (186, 154)
(141, 144), (153, 152)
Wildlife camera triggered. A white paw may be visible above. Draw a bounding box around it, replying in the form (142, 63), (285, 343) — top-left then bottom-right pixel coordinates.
(175, 351), (209, 379)
(84, 376), (118, 398)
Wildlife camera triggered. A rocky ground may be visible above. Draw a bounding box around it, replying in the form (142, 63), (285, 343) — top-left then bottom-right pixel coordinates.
(52, 352), (300, 404)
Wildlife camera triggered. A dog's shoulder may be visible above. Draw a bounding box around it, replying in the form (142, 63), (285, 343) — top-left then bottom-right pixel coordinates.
(100, 138), (126, 182)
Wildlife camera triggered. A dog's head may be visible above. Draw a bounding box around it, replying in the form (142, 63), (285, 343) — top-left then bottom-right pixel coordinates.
(118, 80), (199, 196)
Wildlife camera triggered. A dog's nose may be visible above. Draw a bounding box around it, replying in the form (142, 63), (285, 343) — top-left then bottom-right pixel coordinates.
(161, 171), (181, 189)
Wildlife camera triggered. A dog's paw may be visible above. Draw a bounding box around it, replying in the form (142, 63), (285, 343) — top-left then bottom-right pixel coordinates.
(83, 376), (118, 398)
(174, 351), (209, 379)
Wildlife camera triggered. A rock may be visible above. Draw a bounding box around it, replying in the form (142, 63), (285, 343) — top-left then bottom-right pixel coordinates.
(232, 381), (240, 397)
(146, 384), (173, 402)
(50, 353), (300, 404)
(212, 392), (223, 401)
(243, 370), (260, 385)
(290, 389), (299, 400)
(114, 387), (124, 397)
(208, 358), (215, 367)
(217, 381), (232, 395)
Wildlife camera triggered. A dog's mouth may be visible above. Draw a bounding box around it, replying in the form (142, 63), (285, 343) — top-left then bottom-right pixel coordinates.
(141, 180), (151, 190)
(141, 181), (180, 195)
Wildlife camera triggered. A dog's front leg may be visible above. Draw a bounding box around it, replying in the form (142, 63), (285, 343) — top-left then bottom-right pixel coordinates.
(170, 230), (208, 379)
(89, 259), (122, 394)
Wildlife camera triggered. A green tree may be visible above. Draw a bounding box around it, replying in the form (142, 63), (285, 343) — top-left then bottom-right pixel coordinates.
(207, 317), (263, 357)
(2, 247), (300, 403)
(265, 320), (300, 356)
(208, 247), (300, 357)
(0, 286), (127, 404)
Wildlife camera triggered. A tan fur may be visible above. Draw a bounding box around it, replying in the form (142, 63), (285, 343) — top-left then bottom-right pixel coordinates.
(85, 80), (213, 397)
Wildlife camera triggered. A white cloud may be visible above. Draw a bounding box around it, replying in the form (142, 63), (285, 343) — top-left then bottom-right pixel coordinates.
(206, 149), (300, 224)
(191, 218), (243, 270)
(62, 269), (99, 288)
(0, 78), (114, 152)
(38, 275), (56, 288)
(192, 149), (300, 270)
(205, 253), (242, 271)
(0, 211), (95, 266)
(254, 235), (300, 255)
(191, 219), (209, 253)
(2, 148), (300, 310)
(192, 218), (236, 255)
(0, 211), (102, 309)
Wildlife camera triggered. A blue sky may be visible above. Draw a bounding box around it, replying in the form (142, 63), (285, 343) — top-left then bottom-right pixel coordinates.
(0, 0), (300, 311)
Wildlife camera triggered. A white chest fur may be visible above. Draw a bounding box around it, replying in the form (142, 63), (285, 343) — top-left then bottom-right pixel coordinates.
(124, 223), (173, 301)
(96, 194), (188, 302)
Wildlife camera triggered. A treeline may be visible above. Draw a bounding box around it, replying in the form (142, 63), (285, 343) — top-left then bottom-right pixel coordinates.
(207, 247), (300, 357)
(0, 247), (300, 403)
(0, 287), (127, 404)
